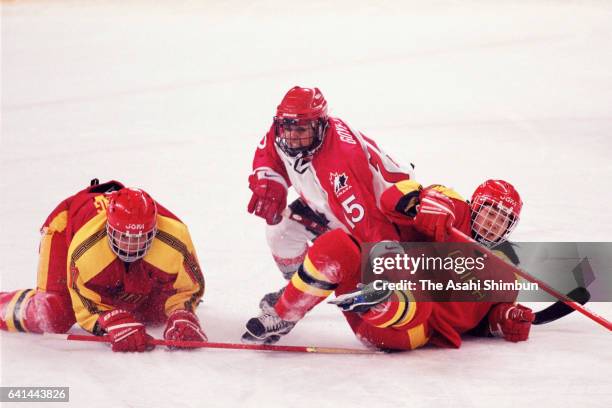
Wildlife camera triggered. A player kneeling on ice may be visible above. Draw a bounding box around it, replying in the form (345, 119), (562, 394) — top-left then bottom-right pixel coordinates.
(242, 179), (535, 350)
(247, 85), (414, 314)
(0, 180), (206, 352)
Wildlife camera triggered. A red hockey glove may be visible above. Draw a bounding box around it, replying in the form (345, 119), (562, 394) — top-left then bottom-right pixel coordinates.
(488, 303), (535, 342)
(247, 171), (287, 225)
(413, 189), (456, 242)
(98, 309), (154, 352)
(163, 310), (208, 347)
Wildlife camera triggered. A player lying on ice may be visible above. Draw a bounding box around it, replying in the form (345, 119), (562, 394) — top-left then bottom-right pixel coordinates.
(242, 179), (535, 350)
(247, 85), (415, 313)
(0, 179), (206, 352)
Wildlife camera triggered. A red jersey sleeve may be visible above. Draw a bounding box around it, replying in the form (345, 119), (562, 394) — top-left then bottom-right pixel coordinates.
(251, 125), (291, 188)
(379, 181), (472, 238)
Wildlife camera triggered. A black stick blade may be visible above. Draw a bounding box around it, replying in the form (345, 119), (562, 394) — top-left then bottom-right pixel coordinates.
(533, 287), (591, 325)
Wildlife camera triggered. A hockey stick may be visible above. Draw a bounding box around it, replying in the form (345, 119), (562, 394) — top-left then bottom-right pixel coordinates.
(533, 286), (591, 325)
(450, 228), (611, 331)
(44, 333), (380, 355)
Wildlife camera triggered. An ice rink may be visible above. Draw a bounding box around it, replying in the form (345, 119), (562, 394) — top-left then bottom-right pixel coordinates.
(1, 1), (611, 407)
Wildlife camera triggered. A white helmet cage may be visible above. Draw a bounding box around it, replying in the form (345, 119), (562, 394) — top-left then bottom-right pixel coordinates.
(470, 198), (519, 247)
(106, 223), (157, 262)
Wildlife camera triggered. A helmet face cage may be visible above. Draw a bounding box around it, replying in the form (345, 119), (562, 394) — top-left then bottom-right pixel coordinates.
(470, 198), (519, 247)
(274, 117), (327, 158)
(106, 223), (157, 262)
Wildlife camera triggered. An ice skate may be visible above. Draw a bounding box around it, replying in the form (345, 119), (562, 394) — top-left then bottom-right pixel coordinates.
(241, 311), (295, 345)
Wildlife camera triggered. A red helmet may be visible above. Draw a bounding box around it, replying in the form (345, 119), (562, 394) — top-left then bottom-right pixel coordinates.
(106, 188), (157, 262)
(470, 180), (522, 246)
(274, 86), (329, 157)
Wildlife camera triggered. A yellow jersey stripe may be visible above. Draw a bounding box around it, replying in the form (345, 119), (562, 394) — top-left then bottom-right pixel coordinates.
(67, 214), (113, 330)
(303, 255), (334, 284)
(375, 302), (407, 328)
(73, 236), (115, 282)
(395, 180), (422, 195)
(4, 290), (26, 332)
(290, 272), (334, 297)
(394, 291), (417, 327)
(48, 210), (68, 232)
(18, 290), (36, 332)
(70, 272), (112, 332)
(430, 185), (464, 201)
(36, 210), (68, 291)
(154, 224), (205, 313)
(408, 324), (429, 350)
(143, 237), (182, 276)
(37, 231), (54, 291)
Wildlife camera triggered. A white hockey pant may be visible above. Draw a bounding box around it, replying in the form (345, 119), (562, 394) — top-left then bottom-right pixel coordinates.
(265, 214), (317, 280)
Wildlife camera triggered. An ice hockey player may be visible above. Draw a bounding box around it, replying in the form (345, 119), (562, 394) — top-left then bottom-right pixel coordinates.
(0, 180), (206, 352)
(242, 179), (535, 350)
(247, 85), (414, 311)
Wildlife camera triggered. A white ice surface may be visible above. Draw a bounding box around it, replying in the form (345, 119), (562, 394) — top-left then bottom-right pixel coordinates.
(1, 1), (611, 407)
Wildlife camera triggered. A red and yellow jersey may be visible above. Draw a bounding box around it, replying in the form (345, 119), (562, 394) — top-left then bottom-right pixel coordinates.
(42, 181), (204, 333)
(349, 180), (512, 350)
(379, 179), (472, 240)
(347, 299), (493, 350)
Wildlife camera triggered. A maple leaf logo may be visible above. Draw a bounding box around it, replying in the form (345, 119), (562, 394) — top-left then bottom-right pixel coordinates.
(330, 172), (351, 196)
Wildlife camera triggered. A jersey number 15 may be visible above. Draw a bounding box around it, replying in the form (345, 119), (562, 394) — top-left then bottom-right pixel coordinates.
(342, 195), (364, 228)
